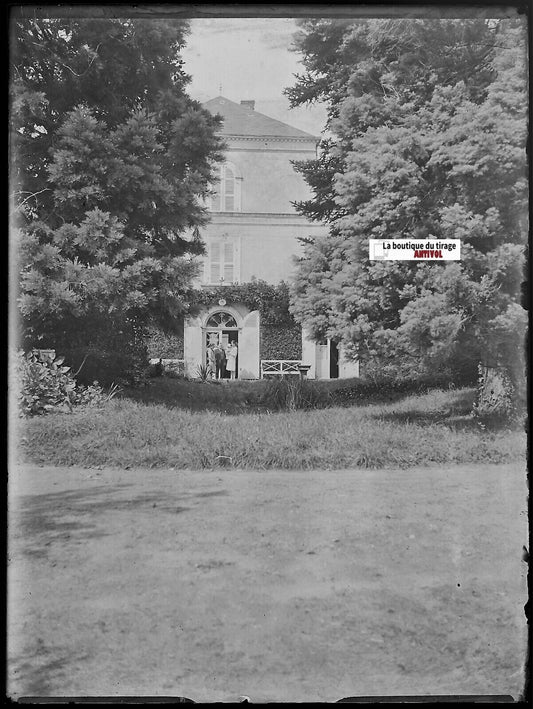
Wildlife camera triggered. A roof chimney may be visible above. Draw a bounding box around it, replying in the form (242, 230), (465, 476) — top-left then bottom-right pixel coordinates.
(240, 100), (255, 110)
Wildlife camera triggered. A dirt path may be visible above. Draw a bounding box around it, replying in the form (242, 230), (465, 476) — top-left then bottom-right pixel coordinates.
(8, 463), (528, 702)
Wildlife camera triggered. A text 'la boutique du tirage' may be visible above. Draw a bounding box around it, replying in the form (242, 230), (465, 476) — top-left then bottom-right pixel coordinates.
(369, 239), (461, 261)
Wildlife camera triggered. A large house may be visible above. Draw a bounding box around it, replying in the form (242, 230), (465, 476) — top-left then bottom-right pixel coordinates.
(151, 97), (359, 380)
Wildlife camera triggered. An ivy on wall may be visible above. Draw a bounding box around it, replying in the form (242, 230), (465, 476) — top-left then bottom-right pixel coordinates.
(261, 324), (302, 360)
(145, 327), (184, 359)
(191, 280), (295, 326)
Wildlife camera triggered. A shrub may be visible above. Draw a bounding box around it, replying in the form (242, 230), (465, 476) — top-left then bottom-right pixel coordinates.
(146, 359), (164, 378)
(330, 372), (455, 406)
(16, 350), (77, 416)
(164, 369), (186, 380)
(15, 350), (120, 416)
(61, 341), (147, 388)
(146, 359), (186, 379)
(29, 317), (150, 388)
(75, 381), (122, 408)
(472, 365), (516, 427)
(195, 363), (212, 382)
(360, 357), (477, 388)
(260, 376), (330, 411)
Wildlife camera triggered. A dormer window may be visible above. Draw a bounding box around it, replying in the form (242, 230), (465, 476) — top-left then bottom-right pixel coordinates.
(209, 162), (242, 212)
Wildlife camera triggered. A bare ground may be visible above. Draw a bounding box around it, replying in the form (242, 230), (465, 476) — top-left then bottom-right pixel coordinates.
(8, 463), (528, 702)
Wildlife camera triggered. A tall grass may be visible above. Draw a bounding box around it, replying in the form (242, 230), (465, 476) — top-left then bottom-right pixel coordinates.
(260, 377), (331, 411)
(16, 388), (525, 470)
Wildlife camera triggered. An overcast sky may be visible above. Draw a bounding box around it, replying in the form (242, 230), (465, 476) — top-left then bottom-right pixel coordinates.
(181, 17), (328, 136)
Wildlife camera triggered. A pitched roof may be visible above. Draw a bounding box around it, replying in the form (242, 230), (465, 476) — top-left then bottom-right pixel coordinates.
(203, 96), (317, 140)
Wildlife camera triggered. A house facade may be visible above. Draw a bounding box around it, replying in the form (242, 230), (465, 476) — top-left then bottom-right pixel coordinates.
(156, 97), (359, 380)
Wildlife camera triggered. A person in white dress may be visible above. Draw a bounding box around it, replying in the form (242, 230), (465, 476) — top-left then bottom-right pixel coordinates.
(225, 341), (238, 380)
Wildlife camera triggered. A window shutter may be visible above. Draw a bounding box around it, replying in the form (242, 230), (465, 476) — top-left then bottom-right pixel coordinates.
(224, 166), (235, 211)
(210, 242), (221, 283)
(209, 165), (223, 212)
(223, 241), (234, 283)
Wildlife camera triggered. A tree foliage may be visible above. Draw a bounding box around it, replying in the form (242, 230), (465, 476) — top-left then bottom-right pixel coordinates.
(287, 18), (527, 386)
(11, 16), (224, 359)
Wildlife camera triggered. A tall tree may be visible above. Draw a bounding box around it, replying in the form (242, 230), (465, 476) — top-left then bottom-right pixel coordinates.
(11, 16), (224, 379)
(287, 17), (527, 385)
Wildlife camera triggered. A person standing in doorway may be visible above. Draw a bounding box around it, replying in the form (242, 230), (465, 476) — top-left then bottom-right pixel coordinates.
(226, 341), (238, 380)
(213, 343), (226, 380)
(207, 344), (216, 379)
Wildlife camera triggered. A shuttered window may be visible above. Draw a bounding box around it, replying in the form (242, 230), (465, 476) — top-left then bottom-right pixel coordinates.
(224, 166), (235, 211)
(210, 242), (221, 284)
(208, 162), (241, 212)
(206, 238), (240, 284)
(223, 241), (234, 282)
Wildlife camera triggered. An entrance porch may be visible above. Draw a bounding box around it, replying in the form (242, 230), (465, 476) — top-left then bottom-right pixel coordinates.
(184, 305), (260, 380)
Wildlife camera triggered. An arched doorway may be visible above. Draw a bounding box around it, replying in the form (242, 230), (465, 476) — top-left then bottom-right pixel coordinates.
(204, 310), (240, 379)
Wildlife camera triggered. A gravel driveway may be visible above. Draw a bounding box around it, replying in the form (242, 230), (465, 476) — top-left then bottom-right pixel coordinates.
(8, 463), (528, 702)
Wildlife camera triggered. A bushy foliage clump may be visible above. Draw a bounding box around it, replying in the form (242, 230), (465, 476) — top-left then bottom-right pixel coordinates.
(15, 350), (119, 416)
(145, 328), (184, 359)
(60, 340), (148, 388)
(29, 315), (150, 388)
(330, 373), (455, 406)
(16, 351), (76, 416)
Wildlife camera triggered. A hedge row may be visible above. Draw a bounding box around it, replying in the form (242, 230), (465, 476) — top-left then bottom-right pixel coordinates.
(329, 373), (457, 405)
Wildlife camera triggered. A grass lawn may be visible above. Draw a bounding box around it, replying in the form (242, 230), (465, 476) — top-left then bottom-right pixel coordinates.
(15, 383), (526, 470)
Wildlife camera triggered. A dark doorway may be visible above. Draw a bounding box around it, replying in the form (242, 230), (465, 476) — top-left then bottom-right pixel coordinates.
(221, 330), (238, 379)
(205, 326), (239, 380)
(330, 340), (339, 379)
